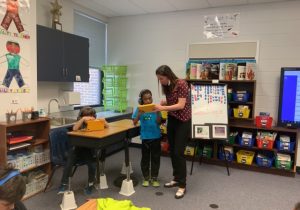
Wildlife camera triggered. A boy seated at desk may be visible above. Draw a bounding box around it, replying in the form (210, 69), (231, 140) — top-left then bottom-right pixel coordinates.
(58, 106), (108, 195)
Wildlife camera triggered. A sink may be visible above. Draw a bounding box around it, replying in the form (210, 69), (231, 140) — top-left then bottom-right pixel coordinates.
(50, 117), (77, 126)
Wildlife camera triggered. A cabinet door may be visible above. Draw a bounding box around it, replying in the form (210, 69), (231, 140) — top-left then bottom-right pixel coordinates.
(63, 33), (89, 82)
(37, 25), (64, 81)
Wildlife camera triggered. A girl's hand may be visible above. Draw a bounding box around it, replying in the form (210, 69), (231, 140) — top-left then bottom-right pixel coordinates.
(138, 109), (145, 116)
(160, 99), (167, 106)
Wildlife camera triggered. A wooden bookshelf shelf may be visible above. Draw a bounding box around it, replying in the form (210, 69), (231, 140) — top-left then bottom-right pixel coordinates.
(0, 118), (51, 200)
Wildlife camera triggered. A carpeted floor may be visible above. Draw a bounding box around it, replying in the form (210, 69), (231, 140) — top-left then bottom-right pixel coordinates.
(24, 147), (300, 210)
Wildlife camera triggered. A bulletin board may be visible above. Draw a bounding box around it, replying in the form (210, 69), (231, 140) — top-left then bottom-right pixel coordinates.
(191, 83), (228, 126)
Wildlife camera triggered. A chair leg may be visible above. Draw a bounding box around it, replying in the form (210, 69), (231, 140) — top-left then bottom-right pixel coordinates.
(199, 142), (204, 165)
(44, 165), (59, 192)
(71, 166), (78, 177)
(220, 143), (230, 176)
(190, 141), (197, 175)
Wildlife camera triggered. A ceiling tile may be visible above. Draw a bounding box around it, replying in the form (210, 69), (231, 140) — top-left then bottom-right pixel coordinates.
(72, 0), (118, 17)
(72, 0), (290, 17)
(207, 0), (248, 7)
(95, 0), (145, 16)
(167, 0), (210, 10)
(247, 0), (287, 3)
(129, 0), (176, 13)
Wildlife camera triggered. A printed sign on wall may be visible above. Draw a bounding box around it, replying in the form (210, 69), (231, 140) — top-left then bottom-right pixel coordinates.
(203, 13), (240, 39)
(0, 0), (31, 93)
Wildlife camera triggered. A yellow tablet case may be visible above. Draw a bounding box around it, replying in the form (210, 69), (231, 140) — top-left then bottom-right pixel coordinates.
(138, 104), (155, 112)
(86, 119), (105, 131)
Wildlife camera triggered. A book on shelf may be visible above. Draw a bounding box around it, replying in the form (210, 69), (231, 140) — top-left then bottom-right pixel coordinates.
(225, 63), (237, 80)
(219, 63), (226, 80)
(210, 63), (220, 80)
(7, 135), (33, 144)
(8, 142), (32, 151)
(246, 62), (256, 80)
(237, 66), (246, 80)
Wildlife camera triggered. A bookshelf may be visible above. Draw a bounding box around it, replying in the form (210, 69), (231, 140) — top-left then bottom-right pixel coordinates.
(187, 79), (256, 122)
(0, 118), (51, 199)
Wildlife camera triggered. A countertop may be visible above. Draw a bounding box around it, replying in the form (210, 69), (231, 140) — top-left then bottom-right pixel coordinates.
(49, 107), (133, 129)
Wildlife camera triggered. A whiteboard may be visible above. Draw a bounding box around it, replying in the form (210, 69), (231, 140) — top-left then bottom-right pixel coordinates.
(191, 83), (228, 126)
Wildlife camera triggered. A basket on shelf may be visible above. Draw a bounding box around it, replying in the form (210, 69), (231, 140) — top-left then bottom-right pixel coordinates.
(256, 138), (275, 149)
(276, 141), (295, 152)
(236, 150), (255, 165)
(232, 92), (250, 102)
(233, 107), (250, 118)
(238, 136), (255, 147)
(218, 147), (234, 161)
(255, 116), (273, 128)
(256, 153), (274, 168)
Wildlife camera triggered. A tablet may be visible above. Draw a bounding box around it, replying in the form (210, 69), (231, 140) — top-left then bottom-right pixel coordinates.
(138, 104), (155, 112)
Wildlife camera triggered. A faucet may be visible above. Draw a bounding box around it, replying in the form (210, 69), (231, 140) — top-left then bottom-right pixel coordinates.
(48, 98), (60, 115)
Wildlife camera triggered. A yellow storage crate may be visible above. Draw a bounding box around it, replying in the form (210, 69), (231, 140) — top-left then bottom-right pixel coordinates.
(233, 108), (250, 118)
(237, 150), (255, 165)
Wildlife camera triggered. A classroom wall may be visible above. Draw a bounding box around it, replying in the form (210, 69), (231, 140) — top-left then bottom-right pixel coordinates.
(36, 0), (108, 113)
(107, 1), (300, 163)
(0, 0), (37, 122)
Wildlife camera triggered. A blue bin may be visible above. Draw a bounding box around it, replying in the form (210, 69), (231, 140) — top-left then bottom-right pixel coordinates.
(233, 92), (250, 102)
(228, 108), (233, 117)
(238, 136), (255, 147)
(256, 155), (274, 168)
(276, 141), (295, 152)
(218, 151), (234, 161)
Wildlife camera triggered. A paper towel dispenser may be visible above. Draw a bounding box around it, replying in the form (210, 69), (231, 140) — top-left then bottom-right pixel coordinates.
(63, 92), (80, 105)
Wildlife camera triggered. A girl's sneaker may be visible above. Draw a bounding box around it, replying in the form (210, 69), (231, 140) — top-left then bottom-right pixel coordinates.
(152, 180), (160, 187)
(142, 180), (150, 187)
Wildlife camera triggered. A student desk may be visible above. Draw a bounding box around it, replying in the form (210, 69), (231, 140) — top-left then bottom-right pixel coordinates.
(67, 119), (140, 189)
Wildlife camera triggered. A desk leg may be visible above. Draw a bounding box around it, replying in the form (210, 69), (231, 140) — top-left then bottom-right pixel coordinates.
(114, 138), (138, 188)
(95, 149), (101, 187)
(124, 138), (130, 181)
(119, 137), (135, 196)
(95, 149), (108, 189)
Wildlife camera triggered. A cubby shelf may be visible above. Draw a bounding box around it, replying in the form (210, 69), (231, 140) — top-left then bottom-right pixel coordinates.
(0, 118), (51, 199)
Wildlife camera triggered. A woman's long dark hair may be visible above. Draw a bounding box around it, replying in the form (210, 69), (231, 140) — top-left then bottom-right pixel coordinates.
(156, 65), (178, 95)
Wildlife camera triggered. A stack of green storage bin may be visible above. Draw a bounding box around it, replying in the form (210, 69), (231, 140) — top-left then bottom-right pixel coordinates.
(102, 65), (128, 112)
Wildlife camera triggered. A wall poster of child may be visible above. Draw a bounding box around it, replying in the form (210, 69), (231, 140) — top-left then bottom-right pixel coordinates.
(0, 0), (31, 93)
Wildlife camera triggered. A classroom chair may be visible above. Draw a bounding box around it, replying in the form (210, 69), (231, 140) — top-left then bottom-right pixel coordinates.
(44, 127), (88, 192)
